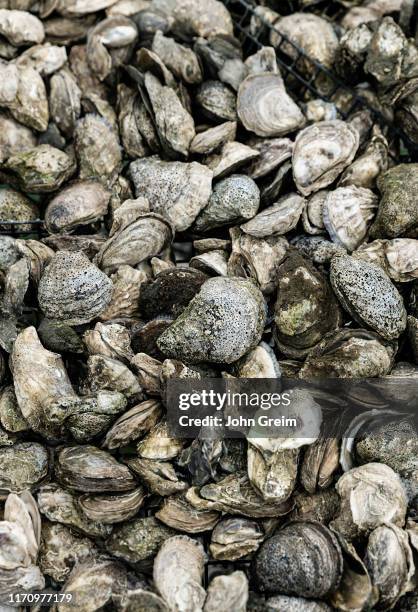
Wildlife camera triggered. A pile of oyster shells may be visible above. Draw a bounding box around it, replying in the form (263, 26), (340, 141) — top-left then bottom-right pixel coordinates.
(0, 0), (417, 610)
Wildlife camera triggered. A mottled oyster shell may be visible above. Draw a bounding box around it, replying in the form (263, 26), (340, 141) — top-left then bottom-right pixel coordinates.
(16, 42), (67, 75)
(339, 133), (388, 190)
(127, 456), (188, 496)
(137, 420), (183, 460)
(355, 238), (418, 282)
(0, 9), (44, 45)
(247, 137), (293, 180)
(45, 180), (110, 234)
(237, 72), (305, 137)
(78, 487), (147, 524)
(38, 251), (112, 325)
(104, 400), (162, 449)
(100, 264), (147, 321)
(241, 193), (305, 238)
(0, 441), (48, 496)
(156, 493), (220, 533)
(75, 114), (122, 185)
(15, 239), (54, 285)
(4, 64), (49, 132)
(190, 249), (228, 276)
(331, 463), (408, 539)
(129, 157), (213, 232)
(206, 141), (259, 179)
(153, 535), (207, 612)
(0, 187), (39, 232)
(293, 121), (360, 196)
(152, 0), (233, 38)
(0, 113), (37, 163)
(323, 186), (378, 251)
(204, 571), (248, 612)
(196, 80), (236, 122)
(106, 516), (176, 563)
(49, 67), (81, 136)
(84, 322), (134, 364)
(157, 277), (266, 364)
(87, 354), (143, 404)
(209, 517), (263, 560)
(330, 254), (407, 340)
(152, 30), (202, 84)
(254, 521), (343, 598)
(300, 439), (339, 494)
(247, 446), (299, 504)
(190, 121), (236, 155)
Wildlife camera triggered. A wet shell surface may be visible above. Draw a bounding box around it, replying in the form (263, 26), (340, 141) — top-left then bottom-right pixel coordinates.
(293, 121), (360, 196)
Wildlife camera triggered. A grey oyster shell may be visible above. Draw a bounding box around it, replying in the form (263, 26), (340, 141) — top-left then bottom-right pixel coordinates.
(0, 113), (37, 163)
(247, 137), (293, 180)
(104, 400), (162, 449)
(293, 121), (360, 196)
(237, 72), (305, 137)
(49, 67), (81, 137)
(155, 493), (220, 533)
(87, 354), (143, 404)
(254, 521), (343, 598)
(196, 80), (237, 122)
(370, 164), (418, 238)
(38, 251), (113, 325)
(0, 187), (39, 232)
(204, 571), (248, 612)
(153, 535), (207, 612)
(78, 487), (147, 524)
(231, 342), (281, 378)
(206, 141), (259, 179)
(339, 133), (388, 190)
(129, 157), (213, 232)
(323, 186), (378, 251)
(55, 445), (137, 492)
(190, 121), (236, 155)
(75, 114), (122, 185)
(0, 441), (48, 496)
(84, 322), (134, 364)
(106, 516), (176, 563)
(127, 457), (188, 497)
(330, 254), (407, 340)
(0, 9), (44, 46)
(136, 419), (183, 460)
(16, 239), (54, 285)
(152, 0), (233, 39)
(157, 277), (267, 364)
(45, 181), (110, 234)
(274, 251), (341, 358)
(194, 174), (260, 232)
(209, 517), (263, 560)
(241, 193), (305, 238)
(354, 238), (418, 282)
(152, 30), (202, 84)
(190, 249), (228, 277)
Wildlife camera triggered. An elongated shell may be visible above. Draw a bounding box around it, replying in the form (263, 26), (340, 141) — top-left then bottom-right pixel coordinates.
(45, 181), (110, 234)
(323, 186), (378, 251)
(237, 72), (305, 137)
(78, 487), (147, 524)
(293, 121), (360, 196)
(204, 571), (248, 612)
(153, 535), (207, 611)
(241, 193), (305, 237)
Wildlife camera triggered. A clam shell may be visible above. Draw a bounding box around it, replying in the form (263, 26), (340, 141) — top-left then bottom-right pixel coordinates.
(237, 72), (305, 137)
(323, 186), (378, 251)
(293, 120), (360, 196)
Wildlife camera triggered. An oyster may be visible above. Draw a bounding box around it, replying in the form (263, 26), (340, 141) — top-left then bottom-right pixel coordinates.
(156, 493), (220, 533)
(204, 571), (248, 612)
(152, 0), (233, 39)
(153, 535), (207, 612)
(45, 180), (110, 234)
(152, 30), (202, 84)
(49, 67), (81, 136)
(0, 9), (44, 45)
(190, 249), (228, 276)
(87, 354), (143, 404)
(209, 517), (263, 560)
(237, 72), (305, 137)
(15, 239), (54, 285)
(254, 521), (343, 597)
(100, 264), (147, 321)
(339, 133), (388, 189)
(157, 277), (266, 364)
(38, 251), (112, 325)
(16, 42), (67, 75)
(293, 121), (360, 196)
(137, 420), (183, 460)
(241, 193), (305, 238)
(190, 121), (236, 155)
(0, 113), (37, 163)
(300, 438), (340, 494)
(78, 487), (147, 524)
(196, 80), (236, 122)
(130, 353), (162, 395)
(0, 442), (48, 496)
(330, 254), (407, 340)
(0, 386), (28, 433)
(75, 114), (122, 185)
(206, 141), (259, 179)
(104, 400), (162, 449)
(232, 341), (281, 378)
(323, 186), (378, 251)
(194, 174), (260, 232)
(355, 238), (418, 282)
(84, 322), (134, 364)
(106, 516), (176, 563)
(247, 445), (299, 504)
(247, 137), (293, 180)
(129, 157), (213, 232)
(0, 187), (39, 232)
(127, 457), (188, 496)
(87, 15), (138, 82)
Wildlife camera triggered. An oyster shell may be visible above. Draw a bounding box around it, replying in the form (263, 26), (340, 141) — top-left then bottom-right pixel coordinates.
(55, 445), (137, 492)
(38, 251), (112, 325)
(100, 264), (147, 321)
(16, 42), (67, 75)
(330, 254), (407, 340)
(157, 277), (266, 364)
(194, 174), (260, 232)
(247, 445), (299, 504)
(322, 186), (378, 251)
(339, 133), (388, 189)
(156, 493), (220, 533)
(190, 249), (228, 276)
(247, 137), (293, 180)
(137, 420), (183, 460)
(196, 80), (236, 122)
(75, 114), (122, 185)
(49, 67), (81, 136)
(84, 322), (134, 364)
(300, 438), (340, 494)
(130, 353), (162, 395)
(87, 15), (138, 82)
(254, 521), (343, 597)
(355, 238), (418, 282)
(129, 157), (213, 232)
(0, 187), (39, 233)
(15, 239), (54, 285)
(104, 400), (162, 449)
(4, 64), (49, 132)
(190, 121), (236, 155)
(232, 341), (281, 378)
(0, 9), (44, 45)
(204, 571), (248, 612)
(126, 456), (188, 496)
(153, 535), (207, 612)
(106, 516), (176, 563)
(0, 441), (48, 496)
(0, 386), (28, 434)
(152, 0), (233, 39)
(209, 517), (263, 560)
(78, 487), (147, 525)
(87, 354), (143, 404)
(152, 30), (202, 84)
(293, 121), (360, 196)
(206, 141), (259, 179)
(0, 113), (37, 163)
(237, 72), (305, 137)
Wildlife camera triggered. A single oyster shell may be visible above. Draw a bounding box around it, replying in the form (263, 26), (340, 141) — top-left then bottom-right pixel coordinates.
(56, 0), (121, 16)
(75, 114), (122, 185)
(78, 487), (147, 525)
(370, 164), (418, 238)
(228, 228), (288, 295)
(0, 187), (39, 232)
(206, 141), (259, 179)
(4, 145), (75, 193)
(190, 249), (228, 276)
(0, 386), (28, 434)
(6, 65), (49, 132)
(37, 483), (112, 538)
(104, 400), (162, 450)
(152, 30), (202, 84)
(106, 516), (176, 563)
(254, 521), (343, 597)
(237, 72), (305, 137)
(16, 42), (67, 75)
(100, 264), (148, 321)
(270, 13), (339, 71)
(300, 438), (340, 494)
(157, 277), (266, 364)
(45, 181), (110, 234)
(129, 157), (213, 232)
(0, 9), (44, 45)
(300, 328), (395, 378)
(156, 493), (220, 533)
(323, 186), (378, 251)
(302, 191), (327, 236)
(232, 342), (281, 378)
(292, 235), (346, 265)
(130, 353), (162, 395)
(245, 46), (279, 76)
(241, 193), (305, 238)
(16, 239), (54, 285)
(87, 354), (143, 404)
(152, 0), (233, 39)
(190, 121), (236, 155)
(84, 322), (134, 364)
(117, 83), (148, 159)
(137, 420), (183, 460)
(365, 524), (415, 609)
(0, 113), (37, 163)
(293, 121), (360, 196)
(194, 174), (260, 232)
(274, 251), (341, 358)
(38, 251), (112, 325)
(339, 133), (388, 190)
(331, 463), (408, 539)
(127, 456), (188, 496)
(355, 239), (418, 282)
(55, 445), (137, 492)
(37, 319), (84, 354)
(364, 17), (406, 88)
(49, 67), (82, 136)
(0, 442), (47, 497)
(87, 15), (138, 82)
(247, 137), (293, 180)
(247, 446), (299, 504)
(204, 571), (248, 612)
(196, 80), (236, 122)
(305, 99), (337, 123)
(209, 517), (263, 560)
(330, 254), (407, 340)
(291, 488), (340, 524)
(153, 535), (207, 612)
(11, 326), (76, 438)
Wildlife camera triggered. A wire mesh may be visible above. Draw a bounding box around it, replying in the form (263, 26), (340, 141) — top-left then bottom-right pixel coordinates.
(223, 0), (418, 161)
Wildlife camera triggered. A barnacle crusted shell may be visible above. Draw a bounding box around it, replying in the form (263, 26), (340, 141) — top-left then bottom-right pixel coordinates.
(38, 251), (112, 325)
